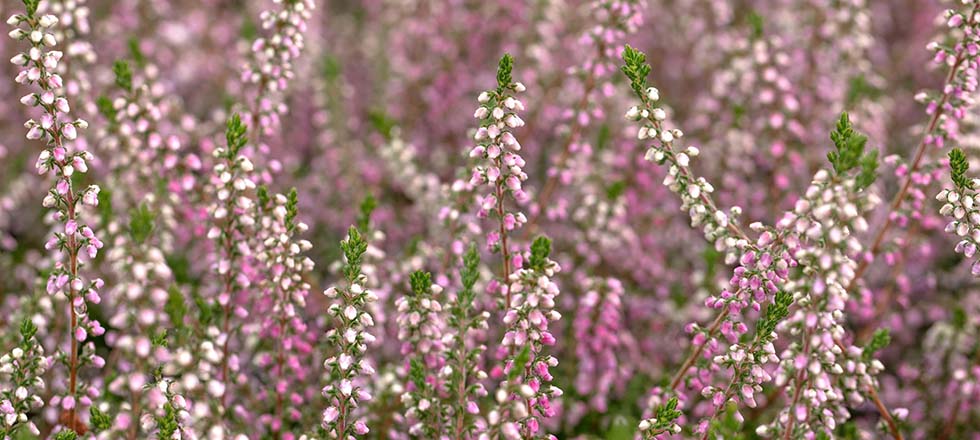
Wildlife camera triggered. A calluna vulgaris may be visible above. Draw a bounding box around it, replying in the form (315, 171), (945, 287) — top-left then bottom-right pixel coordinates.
(6, 0), (980, 439)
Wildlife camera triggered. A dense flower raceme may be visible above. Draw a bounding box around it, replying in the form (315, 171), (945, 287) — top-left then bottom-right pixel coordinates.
(8, 2), (104, 436)
(320, 226), (377, 439)
(241, 0), (315, 170)
(252, 187), (316, 437)
(486, 237), (563, 440)
(0, 321), (48, 437)
(8, 0), (980, 439)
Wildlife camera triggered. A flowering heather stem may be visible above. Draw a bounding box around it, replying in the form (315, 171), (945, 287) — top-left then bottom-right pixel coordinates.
(470, 54), (530, 309)
(321, 226), (376, 438)
(9, 2), (103, 434)
(447, 244), (489, 439)
(852, 1), (980, 289)
(206, 114), (258, 424)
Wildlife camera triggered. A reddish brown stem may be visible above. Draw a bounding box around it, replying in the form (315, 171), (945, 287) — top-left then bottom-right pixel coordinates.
(495, 180), (513, 308)
(669, 306), (730, 391)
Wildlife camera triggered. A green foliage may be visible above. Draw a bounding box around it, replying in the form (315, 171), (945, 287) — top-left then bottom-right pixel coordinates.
(747, 11), (764, 39)
(22, 0), (39, 18)
(156, 401), (181, 440)
(458, 244), (481, 309)
(96, 95), (116, 121)
(828, 112), (867, 173)
(19, 319), (37, 340)
(286, 187), (299, 229)
(256, 185), (270, 209)
(497, 53), (514, 89)
(856, 149), (879, 190)
(193, 291), (222, 327)
(98, 188), (113, 228)
(529, 236), (552, 271)
(53, 430), (78, 440)
(755, 290), (792, 346)
(225, 113), (248, 157)
(620, 45), (652, 99)
(368, 110), (396, 140)
(949, 148), (975, 190)
(357, 194), (377, 232)
(410, 270), (432, 296)
(408, 358), (426, 390)
(113, 60), (133, 92)
(322, 54), (342, 80)
(645, 397), (682, 435)
(605, 415), (638, 440)
(862, 328), (891, 361)
(165, 285), (187, 328)
(828, 112), (878, 189)
(151, 329), (169, 347)
(128, 38), (147, 68)
(606, 180), (627, 200)
(128, 202), (156, 245)
(846, 75), (881, 106)
(952, 306), (968, 329)
(341, 226), (369, 282)
(509, 345), (531, 380)
(89, 407), (113, 432)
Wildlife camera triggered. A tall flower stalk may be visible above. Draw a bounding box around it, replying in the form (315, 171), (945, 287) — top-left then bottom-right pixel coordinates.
(445, 244), (489, 439)
(205, 114), (258, 426)
(470, 53), (529, 308)
(9, 1), (103, 434)
(321, 226), (376, 438)
(254, 187), (315, 437)
(488, 236), (562, 439)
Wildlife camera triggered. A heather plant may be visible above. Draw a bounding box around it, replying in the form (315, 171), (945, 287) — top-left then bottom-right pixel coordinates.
(4, 0), (980, 439)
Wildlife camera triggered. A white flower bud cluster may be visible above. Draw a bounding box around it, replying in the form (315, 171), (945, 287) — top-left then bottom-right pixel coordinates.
(379, 133), (447, 228)
(207, 147), (258, 279)
(938, 185), (980, 275)
(139, 379), (197, 440)
(626, 97), (746, 265)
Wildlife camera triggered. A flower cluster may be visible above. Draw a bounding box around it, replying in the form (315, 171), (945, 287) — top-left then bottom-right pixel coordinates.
(572, 276), (628, 413)
(321, 226), (377, 438)
(6, 0), (980, 438)
(488, 237), (562, 440)
(762, 114), (885, 438)
(940, 148), (980, 274)
(139, 377), (197, 440)
(532, 0), (644, 223)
